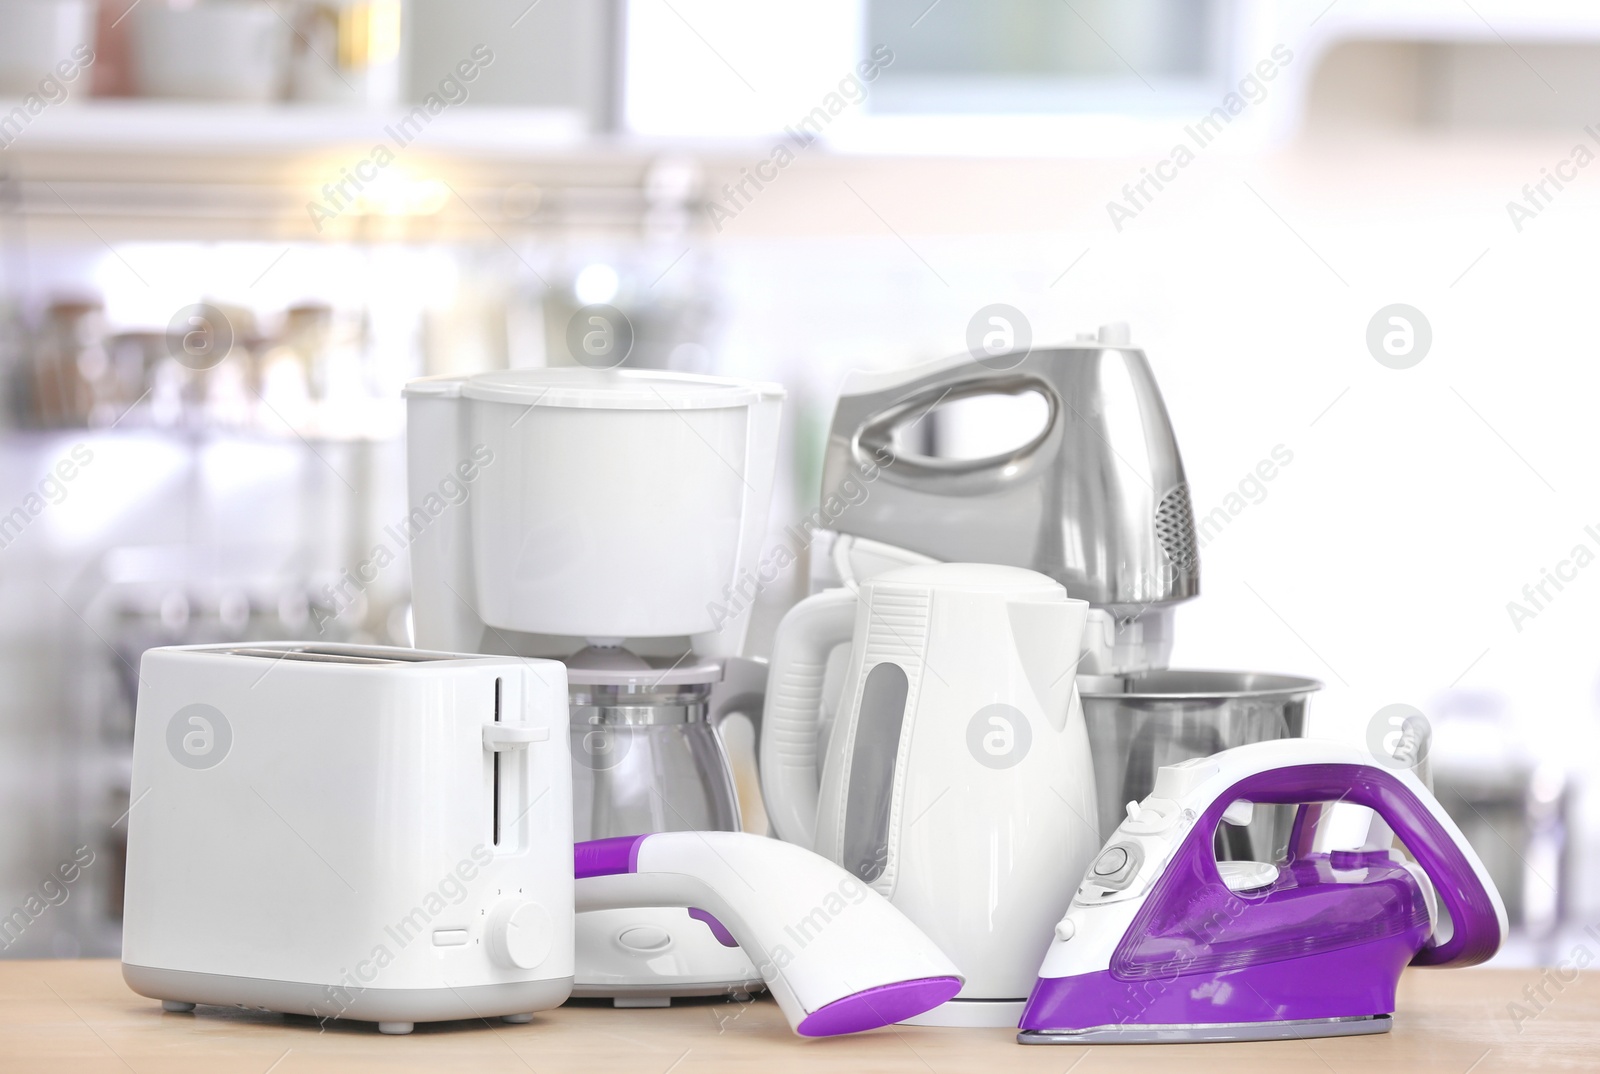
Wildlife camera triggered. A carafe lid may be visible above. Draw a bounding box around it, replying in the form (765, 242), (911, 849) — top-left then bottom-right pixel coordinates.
(564, 645), (722, 687)
(404, 368), (783, 410)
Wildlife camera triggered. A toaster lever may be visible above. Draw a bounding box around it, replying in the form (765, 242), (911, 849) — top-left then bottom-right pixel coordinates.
(483, 724), (550, 751)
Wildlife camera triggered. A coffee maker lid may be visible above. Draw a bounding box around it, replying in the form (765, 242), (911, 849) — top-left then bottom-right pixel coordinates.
(404, 368), (784, 411)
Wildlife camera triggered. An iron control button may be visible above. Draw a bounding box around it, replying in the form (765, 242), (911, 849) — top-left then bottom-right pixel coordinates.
(1124, 797), (1180, 836)
(1089, 841), (1143, 890)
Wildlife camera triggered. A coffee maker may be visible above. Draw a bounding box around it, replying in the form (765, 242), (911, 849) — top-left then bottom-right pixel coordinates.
(405, 367), (784, 1003)
(815, 325), (1316, 861)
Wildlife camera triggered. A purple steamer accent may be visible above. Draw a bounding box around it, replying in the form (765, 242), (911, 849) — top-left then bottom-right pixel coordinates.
(687, 907), (739, 947)
(574, 835), (648, 877)
(797, 976), (964, 1037)
(1020, 761), (1505, 1041)
(575, 838), (740, 948)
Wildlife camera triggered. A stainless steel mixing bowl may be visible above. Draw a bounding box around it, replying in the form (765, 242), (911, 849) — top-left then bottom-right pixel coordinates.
(1079, 670), (1321, 861)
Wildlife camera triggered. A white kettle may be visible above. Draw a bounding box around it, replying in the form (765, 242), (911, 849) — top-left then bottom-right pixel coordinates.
(760, 562), (1100, 1027)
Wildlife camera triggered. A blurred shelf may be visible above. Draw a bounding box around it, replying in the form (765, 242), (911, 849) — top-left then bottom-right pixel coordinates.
(7, 398), (406, 443)
(0, 103), (710, 241)
(0, 101), (589, 157)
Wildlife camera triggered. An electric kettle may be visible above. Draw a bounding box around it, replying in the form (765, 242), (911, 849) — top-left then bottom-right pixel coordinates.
(759, 562), (1100, 1027)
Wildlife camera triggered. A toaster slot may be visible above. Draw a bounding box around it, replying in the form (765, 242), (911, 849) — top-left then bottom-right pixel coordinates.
(492, 677), (502, 846)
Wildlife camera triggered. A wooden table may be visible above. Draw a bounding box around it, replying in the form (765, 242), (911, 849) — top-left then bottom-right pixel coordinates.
(2, 960), (1595, 1073)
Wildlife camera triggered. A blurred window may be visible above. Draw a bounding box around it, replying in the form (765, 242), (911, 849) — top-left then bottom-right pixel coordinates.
(865, 0), (1230, 114)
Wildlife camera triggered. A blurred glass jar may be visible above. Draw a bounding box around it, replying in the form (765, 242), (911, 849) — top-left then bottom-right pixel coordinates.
(27, 299), (106, 427)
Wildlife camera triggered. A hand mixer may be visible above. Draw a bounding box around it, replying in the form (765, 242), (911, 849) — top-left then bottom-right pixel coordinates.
(1018, 738), (1506, 1044)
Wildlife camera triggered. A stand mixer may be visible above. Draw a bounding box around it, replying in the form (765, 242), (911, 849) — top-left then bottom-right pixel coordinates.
(405, 367), (784, 1004)
(816, 325), (1317, 862)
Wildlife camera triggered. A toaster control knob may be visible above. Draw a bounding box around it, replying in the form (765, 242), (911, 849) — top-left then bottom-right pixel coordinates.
(487, 900), (553, 970)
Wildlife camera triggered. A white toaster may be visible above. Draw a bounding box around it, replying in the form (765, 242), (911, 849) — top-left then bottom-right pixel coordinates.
(121, 642), (574, 1034)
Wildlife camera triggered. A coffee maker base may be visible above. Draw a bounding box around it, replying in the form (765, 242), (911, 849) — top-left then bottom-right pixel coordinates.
(898, 998), (1027, 1027)
(571, 908), (765, 1002)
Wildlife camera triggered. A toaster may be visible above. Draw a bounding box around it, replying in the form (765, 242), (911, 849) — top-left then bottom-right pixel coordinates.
(121, 642), (574, 1034)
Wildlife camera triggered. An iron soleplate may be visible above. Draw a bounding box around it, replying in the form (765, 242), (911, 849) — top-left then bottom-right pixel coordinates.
(1018, 1014), (1392, 1045)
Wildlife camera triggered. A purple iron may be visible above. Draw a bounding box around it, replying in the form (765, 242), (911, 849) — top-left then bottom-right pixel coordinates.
(1018, 738), (1507, 1044)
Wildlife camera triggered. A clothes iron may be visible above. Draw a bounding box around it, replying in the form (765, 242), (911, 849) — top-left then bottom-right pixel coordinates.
(1018, 738), (1507, 1044)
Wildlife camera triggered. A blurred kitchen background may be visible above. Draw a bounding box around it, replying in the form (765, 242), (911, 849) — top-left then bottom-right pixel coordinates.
(0, 0), (1594, 965)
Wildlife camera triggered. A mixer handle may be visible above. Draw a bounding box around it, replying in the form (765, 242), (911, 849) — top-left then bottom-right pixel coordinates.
(1206, 761), (1507, 968)
(851, 369), (1061, 491)
(759, 588), (858, 850)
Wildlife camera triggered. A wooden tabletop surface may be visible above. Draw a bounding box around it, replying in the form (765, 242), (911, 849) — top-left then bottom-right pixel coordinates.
(2, 960), (1595, 1074)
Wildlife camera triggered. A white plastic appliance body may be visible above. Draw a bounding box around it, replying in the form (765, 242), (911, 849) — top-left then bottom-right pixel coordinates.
(760, 562), (1100, 1026)
(404, 368), (784, 1001)
(574, 831), (963, 1036)
(403, 368), (783, 660)
(121, 643), (574, 1034)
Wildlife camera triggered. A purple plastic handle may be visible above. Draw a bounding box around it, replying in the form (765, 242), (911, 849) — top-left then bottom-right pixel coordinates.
(575, 835), (648, 878)
(574, 836), (741, 952)
(1138, 762), (1501, 969)
(687, 907), (739, 947)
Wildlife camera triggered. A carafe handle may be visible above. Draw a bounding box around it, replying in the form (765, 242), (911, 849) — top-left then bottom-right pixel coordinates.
(760, 587), (857, 850)
(708, 655), (767, 743)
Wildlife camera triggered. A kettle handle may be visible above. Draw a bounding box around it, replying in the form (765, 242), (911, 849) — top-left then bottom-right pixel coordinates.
(759, 588), (858, 851)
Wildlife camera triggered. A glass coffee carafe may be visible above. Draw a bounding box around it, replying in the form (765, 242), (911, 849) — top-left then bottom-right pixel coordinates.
(566, 648), (755, 840)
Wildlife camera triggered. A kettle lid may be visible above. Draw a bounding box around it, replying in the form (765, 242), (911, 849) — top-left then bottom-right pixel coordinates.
(872, 561), (1070, 596)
